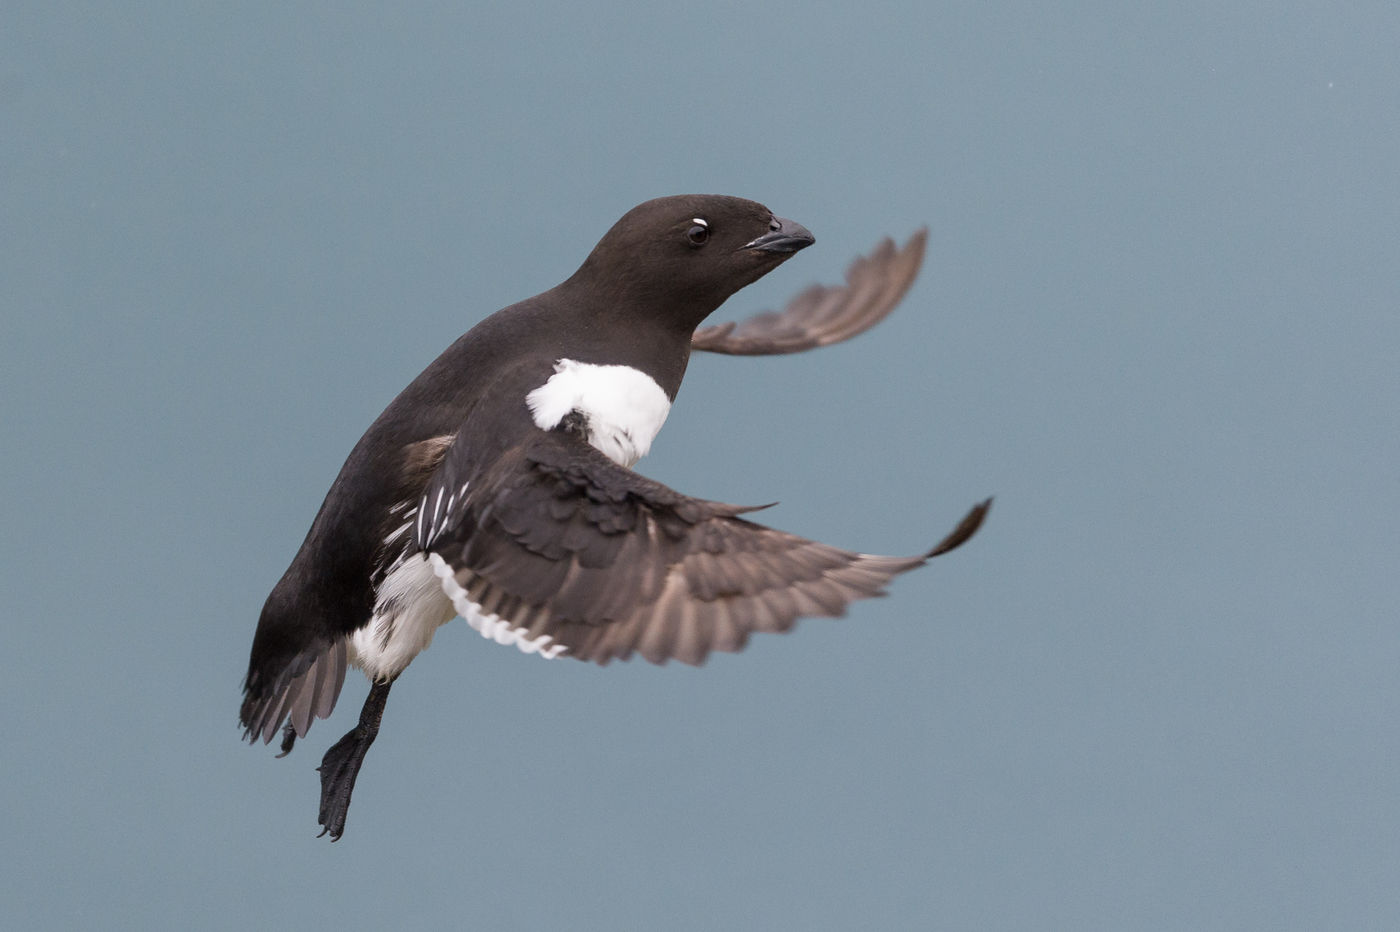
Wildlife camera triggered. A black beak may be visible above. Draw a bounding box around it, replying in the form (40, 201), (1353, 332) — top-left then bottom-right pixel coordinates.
(742, 216), (815, 254)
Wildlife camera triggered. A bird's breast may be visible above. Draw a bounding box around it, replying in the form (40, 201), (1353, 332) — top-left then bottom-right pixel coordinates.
(524, 358), (672, 468)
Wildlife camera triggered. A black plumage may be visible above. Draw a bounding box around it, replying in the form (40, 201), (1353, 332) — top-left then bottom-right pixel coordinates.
(240, 194), (988, 838)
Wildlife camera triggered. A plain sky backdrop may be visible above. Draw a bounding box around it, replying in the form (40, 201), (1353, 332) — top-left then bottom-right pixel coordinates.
(5, 3), (1398, 930)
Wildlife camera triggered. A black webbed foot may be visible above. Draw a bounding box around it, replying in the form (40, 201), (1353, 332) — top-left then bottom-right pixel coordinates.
(316, 678), (394, 840)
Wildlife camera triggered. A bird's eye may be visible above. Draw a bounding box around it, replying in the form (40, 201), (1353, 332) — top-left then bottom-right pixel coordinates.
(687, 221), (710, 246)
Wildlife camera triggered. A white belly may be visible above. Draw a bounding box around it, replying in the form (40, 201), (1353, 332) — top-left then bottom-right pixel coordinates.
(350, 554), (456, 681)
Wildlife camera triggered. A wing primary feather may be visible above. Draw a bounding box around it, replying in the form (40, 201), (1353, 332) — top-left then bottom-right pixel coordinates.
(421, 421), (987, 670)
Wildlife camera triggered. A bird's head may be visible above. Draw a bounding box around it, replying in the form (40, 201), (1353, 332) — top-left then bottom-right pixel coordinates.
(570, 194), (815, 330)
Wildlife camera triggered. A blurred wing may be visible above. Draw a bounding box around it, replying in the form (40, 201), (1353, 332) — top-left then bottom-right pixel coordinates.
(424, 427), (988, 666)
(691, 228), (928, 356)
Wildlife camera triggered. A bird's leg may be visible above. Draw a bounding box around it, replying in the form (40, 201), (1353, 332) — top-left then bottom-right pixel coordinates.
(317, 676), (395, 840)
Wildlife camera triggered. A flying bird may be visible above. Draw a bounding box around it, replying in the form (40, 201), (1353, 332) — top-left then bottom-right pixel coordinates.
(241, 195), (989, 839)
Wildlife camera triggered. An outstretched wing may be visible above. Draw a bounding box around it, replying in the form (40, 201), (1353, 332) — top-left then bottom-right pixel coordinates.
(691, 229), (928, 356)
(422, 427), (988, 666)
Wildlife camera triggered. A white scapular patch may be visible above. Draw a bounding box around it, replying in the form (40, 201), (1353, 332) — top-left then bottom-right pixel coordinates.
(351, 553), (457, 682)
(525, 358), (671, 468)
(383, 516), (413, 548)
(428, 553), (568, 658)
(416, 479), (470, 548)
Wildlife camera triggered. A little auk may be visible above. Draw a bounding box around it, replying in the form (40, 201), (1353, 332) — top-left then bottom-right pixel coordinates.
(240, 194), (990, 839)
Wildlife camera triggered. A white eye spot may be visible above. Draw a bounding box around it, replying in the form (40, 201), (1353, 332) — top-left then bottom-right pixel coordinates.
(691, 218), (708, 227)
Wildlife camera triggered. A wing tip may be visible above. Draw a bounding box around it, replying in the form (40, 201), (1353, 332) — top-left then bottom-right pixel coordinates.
(925, 497), (992, 558)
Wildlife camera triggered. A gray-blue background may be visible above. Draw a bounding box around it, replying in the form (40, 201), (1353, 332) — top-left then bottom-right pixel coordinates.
(5, 3), (1397, 929)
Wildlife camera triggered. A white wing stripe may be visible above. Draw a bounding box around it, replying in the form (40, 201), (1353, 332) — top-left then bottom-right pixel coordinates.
(427, 553), (568, 659)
